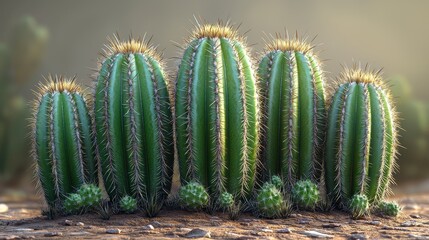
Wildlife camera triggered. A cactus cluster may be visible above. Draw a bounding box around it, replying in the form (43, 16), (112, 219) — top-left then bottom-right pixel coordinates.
(31, 21), (401, 220)
(378, 201), (401, 217)
(94, 36), (174, 216)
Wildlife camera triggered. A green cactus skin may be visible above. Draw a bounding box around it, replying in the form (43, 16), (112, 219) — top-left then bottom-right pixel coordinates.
(63, 193), (83, 214)
(258, 37), (326, 188)
(379, 201), (401, 217)
(292, 179), (320, 210)
(32, 76), (97, 212)
(350, 194), (369, 219)
(257, 183), (288, 218)
(119, 195), (138, 213)
(325, 68), (398, 208)
(94, 37), (173, 216)
(219, 192), (234, 209)
(270, 175), (283, 190)
(175, 23), (259, 199)
(179, 181), (209, 210)
(77, 184), (102, 207)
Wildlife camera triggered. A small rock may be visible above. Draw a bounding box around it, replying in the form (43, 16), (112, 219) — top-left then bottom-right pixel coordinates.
(298, 219), (311, 224)
(349, 233), (367, 240)
(14, 228), (33, 232)
(410, 214), (421, 219)
(401, 220), (420, 227)
(302, 230), (334, 238)
(149, 221), (162, 228)
(0, 204), (8, 213)
(277, 228), (292, 233)
(225, 232), (242, 238)
(240, 222), (250, 226)
(69, 231), (91, 236)
(106, 229), (121, 234)
(0, 236), (20, 240)
(76, 222), (84, 226)
(368, 220), (381, 226)
(290, 213), (302, 217)
(322, 223), (342, 228)
(408, 234), (429, 240)
(182, 228), (211, 238)
(64, 219), (74, 226)
(178, 228), (193, 232)
(260, 228), (273, 233)
(382, 226), (409, 231)
(142, 224), (155, 230)
(44, 232), (63, 237)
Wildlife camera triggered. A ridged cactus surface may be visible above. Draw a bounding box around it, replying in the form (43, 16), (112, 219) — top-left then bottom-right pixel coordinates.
(258, 37), (326, 188)
(175, 23), (259, 199)
(32, 76), (97, 211)
(94, 37), (173, 214)
(325, 68), (398, 207)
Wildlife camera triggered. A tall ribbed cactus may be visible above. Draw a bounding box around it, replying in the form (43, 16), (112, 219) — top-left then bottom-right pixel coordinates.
(32, 76), (97, 212)
(175, 23), (259, 199)
(325, 68), (398, 208)
(258, 37), (326, 188)
(94, 36), (173, 216)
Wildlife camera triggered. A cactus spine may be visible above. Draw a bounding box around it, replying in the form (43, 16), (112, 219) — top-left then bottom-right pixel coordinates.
(257, 36), (326, 188)
(94, 36), (173, 215)
(175, 23), (259, 199)
(32, 76), (97, 212)
(325, 68), (398, 208)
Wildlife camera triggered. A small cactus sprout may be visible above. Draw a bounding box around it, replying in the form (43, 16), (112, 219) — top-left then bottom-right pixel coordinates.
(119, 195), (138, 213)
(77, 184), (102, 207)
(94, 36), (174, 216)
(258, 35), (327, 189)
(63, 193), (83, 214)
(32, 76), (97, 213)
(257, 183), (288, 218)
(379, 201), (401, 217)
(270, 175), (283, 190)
(219, 192), (235, 209)
(350, 194), (369, 219)
(325, 67), (398, 211)
(179, 181), (209, 210)
(175, 22), (259, 200)
(292, 180), (320, 210)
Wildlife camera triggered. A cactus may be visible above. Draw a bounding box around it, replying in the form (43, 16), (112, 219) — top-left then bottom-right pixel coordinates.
(219, 192), (234, 209)
(63, 193), (83, 214)
(119, 195), (138, 213)
(378, 201), (400, 217)
(257, 36), (327, 189)
(270, 175), (283, 190)
(179, 181), (209, 210)
(291, 179), (320, 210)
(94, 36), (174, 216)
(31, 76), (97, 212)
(256, 183), (289, 218)
(350, 194), (369, 219)
(325, 67), (398, 209)
(77, 184), (102, 207)
(175, 23), (259, 200)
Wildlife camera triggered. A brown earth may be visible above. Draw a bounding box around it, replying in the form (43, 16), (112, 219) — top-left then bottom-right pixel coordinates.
(0, 189), (428, 239)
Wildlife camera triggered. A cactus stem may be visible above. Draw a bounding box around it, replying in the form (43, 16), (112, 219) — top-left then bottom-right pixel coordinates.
(48, 95), (61, 198)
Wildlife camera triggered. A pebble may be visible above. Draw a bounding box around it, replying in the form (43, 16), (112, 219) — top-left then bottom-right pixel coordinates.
(14, 228), (33, 232)
(349, 233), (367, 240)
(408, 234), (429, 240)
(277, 228), (292, 233)
(260, 228), (273, 233)
(0, 236), (20, 240)
(0, 204), (9, 213)
(178, 228), (193, 232)
(367, 220), (382, 226)
(410, 214), (421, 219)
(64, 219), (74, 226)
(401, 220), (420, 227)
(106, 229), (121, 234)
(182, 228), (211, 238)
(322, 223), (342, 228)
(142, 224), (155, 230)
(69, 231), (91, 236)
(302, 230), (334, 238)
(298, 219), (311, 224)
(44, 232), (63, 237)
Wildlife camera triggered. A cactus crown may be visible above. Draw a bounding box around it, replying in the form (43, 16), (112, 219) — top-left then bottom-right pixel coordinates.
(191, 22), (238, 40)
(266, 36), (313, 54)
(103, 34), (160, 57)
(37, 75), (82, 94)
(338, 65), (384, 85)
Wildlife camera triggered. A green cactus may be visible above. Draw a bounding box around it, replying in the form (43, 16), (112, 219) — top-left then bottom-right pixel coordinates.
(63, 193), (83, 214)
(378, 201), (401, 217)
(175, 23), (259, 200)
(325, 68), (398, 209)
(77, 184), (102, 207)
(94, 36), (174, 216)
(350, 194), (369, 219)
(32, 76), (97, 212)
(219, 192), (234, 209)
(119, 195), (138, 213)
(257, 183), (289, 218)
(292, 179), (320, 210)
(270, 175), (283, 190)
(179, 181), (209, 210)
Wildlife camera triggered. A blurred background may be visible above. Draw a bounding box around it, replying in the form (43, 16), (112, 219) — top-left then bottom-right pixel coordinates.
(0, 0), (428, 197)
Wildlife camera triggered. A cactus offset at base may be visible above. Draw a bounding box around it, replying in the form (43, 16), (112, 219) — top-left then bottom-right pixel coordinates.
(119, 195), (138, 213)
(63, 193), (83, 214)
(179, 182), (209, 210)
(378, 201), (401, 217)
(350, 194), (369, 219)
(77, 184), (102, 208)
(219, 192), (234, 209)
(292, 180), (320, 210)
(32, 76), (97, 213)
(257, 183), (289, 218)
(270, 175), (283, 190)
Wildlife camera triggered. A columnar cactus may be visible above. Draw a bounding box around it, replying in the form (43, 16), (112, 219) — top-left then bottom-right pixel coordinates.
(32, 76), (97, 212)
(175, 23), (259, 199)
(94, 36), (174, 216)
(257, 36), (326, 188)
(325, 68), (398, 209)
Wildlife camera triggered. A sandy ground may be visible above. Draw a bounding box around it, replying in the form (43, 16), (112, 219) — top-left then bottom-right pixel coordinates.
(0, 190), (428, 240)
